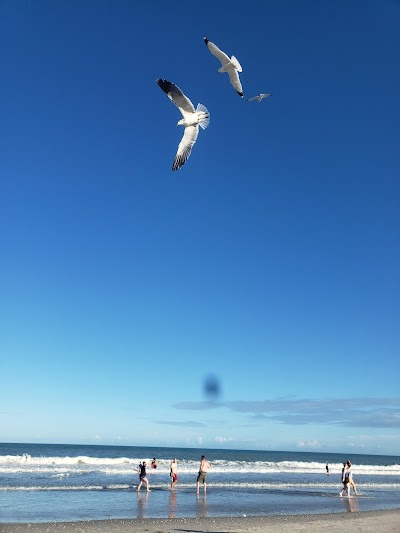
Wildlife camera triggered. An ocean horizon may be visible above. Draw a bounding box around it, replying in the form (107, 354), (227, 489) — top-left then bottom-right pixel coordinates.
(1, 442), (399, 523)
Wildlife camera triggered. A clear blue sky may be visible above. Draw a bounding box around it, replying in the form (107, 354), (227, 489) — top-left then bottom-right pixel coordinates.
(1, 0), (399, 455)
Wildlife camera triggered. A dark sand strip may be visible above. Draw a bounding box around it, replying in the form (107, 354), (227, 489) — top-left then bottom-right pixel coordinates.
(1, 509), (399, 533)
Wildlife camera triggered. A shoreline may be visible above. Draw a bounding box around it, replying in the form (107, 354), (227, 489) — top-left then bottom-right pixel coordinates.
(1, 509), (399, 533)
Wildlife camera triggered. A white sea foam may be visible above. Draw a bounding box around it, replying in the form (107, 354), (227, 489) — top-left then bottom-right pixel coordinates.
(1, 481), (400, 492)
(0, 455), (138, 466)
(0, 455), (399, 476)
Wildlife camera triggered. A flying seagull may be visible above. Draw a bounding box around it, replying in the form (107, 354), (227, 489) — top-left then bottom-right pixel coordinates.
(203, 37), (243, 97)
(247, 93), (272, 103)
(156, 79), (210, 171)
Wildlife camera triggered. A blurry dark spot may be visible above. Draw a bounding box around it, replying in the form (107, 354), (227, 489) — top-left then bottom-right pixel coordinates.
(203, 374), (221, 400)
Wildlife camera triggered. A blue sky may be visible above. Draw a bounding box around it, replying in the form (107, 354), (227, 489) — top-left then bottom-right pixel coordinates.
(1, 0), (399, 456)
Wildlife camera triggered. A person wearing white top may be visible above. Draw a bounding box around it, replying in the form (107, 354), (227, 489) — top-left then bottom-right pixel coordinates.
(170, 458), (178, 489)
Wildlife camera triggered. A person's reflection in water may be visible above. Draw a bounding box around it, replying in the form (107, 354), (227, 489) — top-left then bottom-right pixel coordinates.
(342, 495), (359, 513)
(169, 490), (177, 518)
(136, 491), (149, 519)
(196, 492), (208, 517)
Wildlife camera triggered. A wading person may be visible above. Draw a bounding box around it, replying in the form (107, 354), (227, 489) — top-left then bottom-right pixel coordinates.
(346, 460), (358, 495)
(170, 458), (178, 489)
(196, 455), (211, 494)
(137, 461), (150, 492)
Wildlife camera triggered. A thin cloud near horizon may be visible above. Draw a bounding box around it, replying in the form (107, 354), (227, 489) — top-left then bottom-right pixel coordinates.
(173, 397), (400, 429)
(156, 420), (207, 428)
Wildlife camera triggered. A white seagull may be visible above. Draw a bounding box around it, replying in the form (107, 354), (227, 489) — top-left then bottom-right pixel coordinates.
(247, 93), (272, 103)
(156, 79), (210, 171)
(203, 37), (243, 97)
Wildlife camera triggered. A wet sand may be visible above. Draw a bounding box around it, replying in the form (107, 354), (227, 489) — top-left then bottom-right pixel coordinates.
(1, 509), (399, 533)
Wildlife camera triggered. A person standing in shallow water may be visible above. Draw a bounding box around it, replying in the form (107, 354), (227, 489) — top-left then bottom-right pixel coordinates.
(339, 462), (349, 496)
(170, 458), (178, 489)
(137, 461), (151, 492)
(346, 460), (358, 495)
(196, 455), (211, 494)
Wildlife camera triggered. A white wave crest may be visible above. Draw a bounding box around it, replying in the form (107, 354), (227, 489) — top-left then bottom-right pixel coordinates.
(1, 455), (399, 476)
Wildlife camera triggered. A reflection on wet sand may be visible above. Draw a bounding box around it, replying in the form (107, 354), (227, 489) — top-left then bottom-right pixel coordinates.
(196, 492), (208, 518)
(169, 490), (177, 518)
(342, 495), (359, 513)
(136, 491), (149, 519)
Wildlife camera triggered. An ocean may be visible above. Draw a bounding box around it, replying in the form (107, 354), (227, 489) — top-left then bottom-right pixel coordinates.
(1, 443), (399, 523)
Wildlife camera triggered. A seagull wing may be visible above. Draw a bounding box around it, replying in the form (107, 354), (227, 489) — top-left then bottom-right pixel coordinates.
(203, 37), (230, 66)
(227, 69), (243, 96)
(173, 125), (199, 171)
(247, 93), (272, 102)
(157, 79), (195, 117)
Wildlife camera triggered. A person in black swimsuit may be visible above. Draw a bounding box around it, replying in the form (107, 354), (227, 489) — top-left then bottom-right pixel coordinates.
(137, 461), (151, 492)
(339, 462), (349, 496)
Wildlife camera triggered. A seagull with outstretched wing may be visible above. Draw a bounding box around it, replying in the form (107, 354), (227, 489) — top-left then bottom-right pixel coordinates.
(247, 93), (272, 103)
(203, 37), (244, 97)
(156, 79), (210, 171)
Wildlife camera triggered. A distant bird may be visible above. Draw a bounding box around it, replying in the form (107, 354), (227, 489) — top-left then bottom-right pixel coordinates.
(156, 79), (210, 171)
(247, 93), (272, 103)
(203, 37), (244, 97)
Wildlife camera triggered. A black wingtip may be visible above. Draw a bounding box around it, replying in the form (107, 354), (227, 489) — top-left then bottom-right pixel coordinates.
(157, 78), (173, 94)
(203, 37), (209, 46)
(237, 91), (244, 98)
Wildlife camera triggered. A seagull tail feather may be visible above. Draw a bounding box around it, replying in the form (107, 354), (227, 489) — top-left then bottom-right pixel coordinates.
(196, 103), (210, 130)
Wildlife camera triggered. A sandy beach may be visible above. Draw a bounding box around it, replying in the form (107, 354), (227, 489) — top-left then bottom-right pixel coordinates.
(1, 509), (399, 533)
